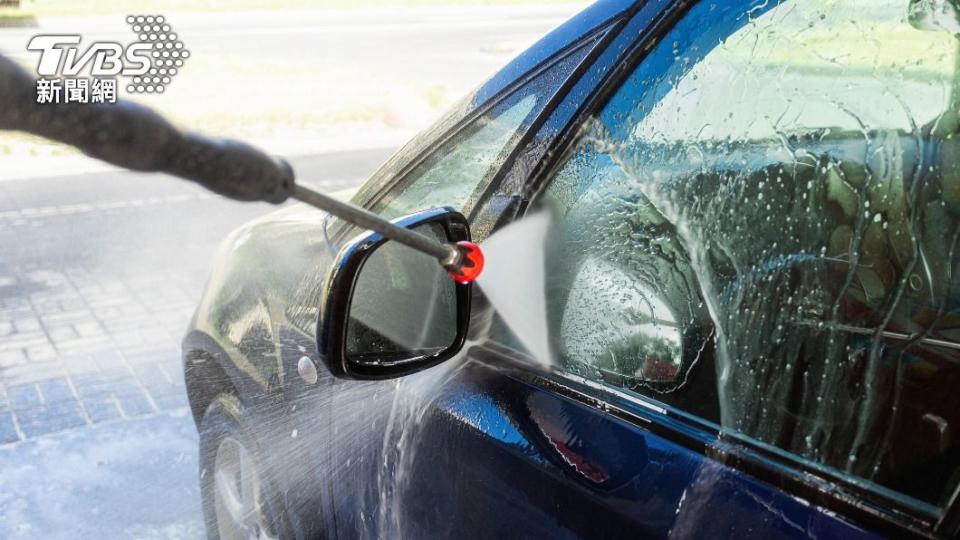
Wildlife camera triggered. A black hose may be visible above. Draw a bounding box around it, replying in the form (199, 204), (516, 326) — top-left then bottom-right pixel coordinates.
(0, 54), (293, 203)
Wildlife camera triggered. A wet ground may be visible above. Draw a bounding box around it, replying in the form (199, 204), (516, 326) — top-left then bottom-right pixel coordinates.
(0, 411), (202, 538)
(0, 147), (391, 538)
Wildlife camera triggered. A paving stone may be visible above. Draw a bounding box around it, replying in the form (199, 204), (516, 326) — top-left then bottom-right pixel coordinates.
(12, 317), (41, 333)
(91, 306), (123, 320)
(133, 363), (170, 387)
(72, 370), (134, 397)
(126, 348), (178, 366)
(31, 297), (62, 313)
(161, 360), (186, 383)
(47, 324), (79, 342)
(74, 321), (104, 338)
(93, 350), (126, 370)
(61, 359), (101, 376)
(119, 304), (147, 317)
(54, 336), (112, 355)
(0, 349), (26, 368)
(0, 252), (220, 440)
(37, 377), (75, 404)
(25, 345), (57, 363)
(75, 285), (103, 297)
(2, 361), (64, 385)
(60, 349), (116, 371)
(15, 401), (87, 438)
(0, 412), (20, 444)
(26, 270), (66, 287)
(0, 335), (47, 352)
(86, 290), (125, 303)
(112, 331), (145, 348)
(58, 296), (86, 311)
(105, 315), (151, 332)
(81, 396), (122, 423)
(6, 383), (42, 409)
(0, 293), (30, 306)
(155, 309), (189, 325)
(41, 310), (91, 326)
(3, 308), (34, 321)
(99, 281), (127, 294)
(141, 328), (170, 344)
(97, 296), (134, 310)
(116, 391), (155, 417)
(151, 392), (188, 411)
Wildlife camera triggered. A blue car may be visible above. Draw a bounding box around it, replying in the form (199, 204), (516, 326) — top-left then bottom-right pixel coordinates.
(182, 0), (960, 538)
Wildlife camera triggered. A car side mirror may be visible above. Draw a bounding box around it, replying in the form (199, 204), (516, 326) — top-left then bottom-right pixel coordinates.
(318, 207), (472, 379)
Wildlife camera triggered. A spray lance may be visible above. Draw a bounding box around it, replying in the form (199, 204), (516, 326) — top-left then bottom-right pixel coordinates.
(0, 54), (484, 284)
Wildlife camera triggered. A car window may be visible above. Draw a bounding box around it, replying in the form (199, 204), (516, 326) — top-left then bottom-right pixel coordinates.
(539, 0), (960, 514)
(368, 41), (593, 220)
(374, 95), (538, 219)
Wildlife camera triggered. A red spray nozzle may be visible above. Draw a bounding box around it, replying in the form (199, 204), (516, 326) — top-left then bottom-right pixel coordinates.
(448, 241), (484, 284)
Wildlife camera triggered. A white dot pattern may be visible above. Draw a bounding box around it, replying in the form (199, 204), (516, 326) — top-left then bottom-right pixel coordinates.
(125, 15), (188, 94)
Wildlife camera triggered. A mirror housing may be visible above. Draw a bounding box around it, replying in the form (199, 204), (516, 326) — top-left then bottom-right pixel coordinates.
(317, 207), (472, 379)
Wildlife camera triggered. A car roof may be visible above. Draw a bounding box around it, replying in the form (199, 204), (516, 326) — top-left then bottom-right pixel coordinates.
(473, 0), (634, 107)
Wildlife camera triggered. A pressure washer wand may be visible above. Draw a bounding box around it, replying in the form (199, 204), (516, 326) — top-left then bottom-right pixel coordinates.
(0, 54), (483, 283)
(290, 184), (483, 283)
(291, 185), (449, 261)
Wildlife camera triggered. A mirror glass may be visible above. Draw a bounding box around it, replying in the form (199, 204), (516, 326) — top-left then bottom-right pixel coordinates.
(345, 222), (458, 364)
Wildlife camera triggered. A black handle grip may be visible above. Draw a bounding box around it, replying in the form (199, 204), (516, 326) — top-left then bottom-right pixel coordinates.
(0, 54), (294, 203)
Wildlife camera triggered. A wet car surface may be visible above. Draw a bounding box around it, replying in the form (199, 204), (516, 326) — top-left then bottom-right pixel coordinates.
(183, 0), (960, 538)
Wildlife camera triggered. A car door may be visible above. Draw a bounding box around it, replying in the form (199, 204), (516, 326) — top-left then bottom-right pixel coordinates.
(319, 18), (623, 539)
(334, 0), (960, 538)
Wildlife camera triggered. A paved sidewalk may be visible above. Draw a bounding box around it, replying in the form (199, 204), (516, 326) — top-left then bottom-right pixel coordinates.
(0, 409), (203, 539)
(0, 263), (200, 444)
(0, 147), (390, 447)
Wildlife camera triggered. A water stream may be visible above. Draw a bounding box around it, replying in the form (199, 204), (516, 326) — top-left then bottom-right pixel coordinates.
(475, 210), (553, 367)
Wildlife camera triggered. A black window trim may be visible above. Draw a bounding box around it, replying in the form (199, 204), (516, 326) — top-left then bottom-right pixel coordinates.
(461, 5), (644, 226)
(350, 17), (623, 223)
(486, 0), (958, 536)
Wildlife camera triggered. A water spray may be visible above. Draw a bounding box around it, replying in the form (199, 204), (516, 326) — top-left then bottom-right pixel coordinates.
(0, 54), (485, 283)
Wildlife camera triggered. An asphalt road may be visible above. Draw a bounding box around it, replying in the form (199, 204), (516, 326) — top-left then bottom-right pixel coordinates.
(0, 4), (584, 178)
(0, 148), (392, 271)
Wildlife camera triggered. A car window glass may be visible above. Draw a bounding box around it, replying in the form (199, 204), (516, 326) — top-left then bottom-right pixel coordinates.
(368, 41), (592, 220)
(560, 256), (686, 386)
(539, 0), (960, 513)
(375, 95), (538, 219)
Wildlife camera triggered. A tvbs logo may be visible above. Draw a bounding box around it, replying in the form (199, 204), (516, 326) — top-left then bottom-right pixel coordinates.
(27, 15), (189, 104)
(28, 36), (153, 77)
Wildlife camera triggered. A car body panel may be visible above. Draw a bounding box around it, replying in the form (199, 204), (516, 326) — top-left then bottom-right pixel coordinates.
(375, 358), (877, 539)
